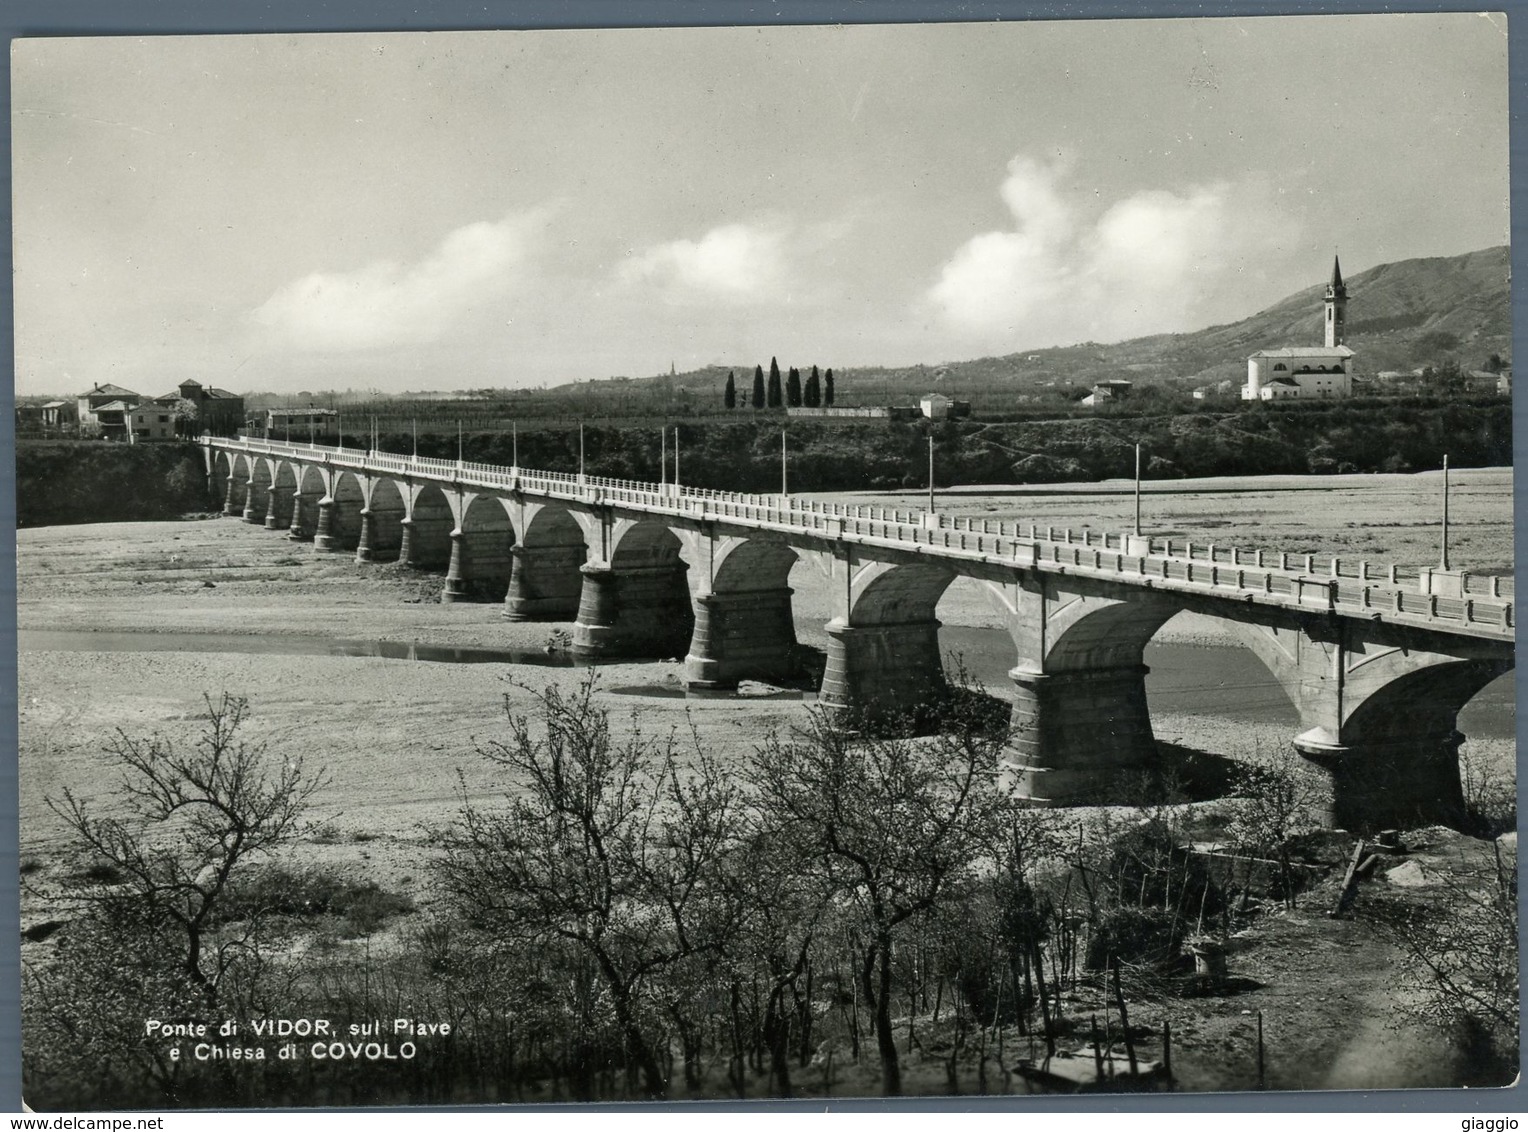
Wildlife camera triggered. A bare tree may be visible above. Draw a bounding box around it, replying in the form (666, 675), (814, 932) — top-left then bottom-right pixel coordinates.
(748, 695), (1014, 1095)
(436, 673), (746, 1099)
(47, 692), (327, 1004)
(1385, 842), (1519, 1078)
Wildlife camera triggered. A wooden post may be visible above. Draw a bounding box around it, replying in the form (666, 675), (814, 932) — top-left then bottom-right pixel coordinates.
(1112, 957), (1138, 1077)
(1331, 838), (1367, 918)
(1256, 1011), (1266, 1090)
(1163, 1019), (1173, 1090)
(1090, 1015), (1105, 1083)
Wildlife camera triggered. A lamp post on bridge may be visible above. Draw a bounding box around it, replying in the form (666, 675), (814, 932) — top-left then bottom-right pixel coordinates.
(674, 426), (680, 491)
(1440, 453), (1451, 570)
(781, 428), (789, 497)
(1135, 442), (1143, 537)
(457, 419), (464, 468)
(412, 418), (418, 460)
(927, 432), (935, 515)
(660, 425), (668, 492)
(579, 422), (586, 483)
(512, 421), (518, 471)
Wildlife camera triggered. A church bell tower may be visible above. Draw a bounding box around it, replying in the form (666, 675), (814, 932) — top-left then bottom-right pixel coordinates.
(1324, 255), (1348, 348)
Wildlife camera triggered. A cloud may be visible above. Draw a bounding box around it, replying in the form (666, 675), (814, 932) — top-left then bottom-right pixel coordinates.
(928, 155), (1295, 347)
(617, 221), (791, 304)
(251, 212), (542, 351)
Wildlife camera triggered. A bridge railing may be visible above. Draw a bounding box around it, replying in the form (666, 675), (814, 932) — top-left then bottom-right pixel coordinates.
(203, 436), (1513, 636)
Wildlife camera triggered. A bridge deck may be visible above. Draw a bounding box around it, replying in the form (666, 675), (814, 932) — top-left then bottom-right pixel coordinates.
(205, 436), (1514, 643)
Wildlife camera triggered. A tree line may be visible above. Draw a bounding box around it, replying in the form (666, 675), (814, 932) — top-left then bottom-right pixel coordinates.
(723, 359), (836, 410)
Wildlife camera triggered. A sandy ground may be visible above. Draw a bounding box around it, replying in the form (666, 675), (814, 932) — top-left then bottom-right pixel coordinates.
(15, 470), (1519, 1097)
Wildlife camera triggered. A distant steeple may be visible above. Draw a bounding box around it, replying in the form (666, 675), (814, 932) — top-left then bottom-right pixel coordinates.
(1324, 253), (1348, 347)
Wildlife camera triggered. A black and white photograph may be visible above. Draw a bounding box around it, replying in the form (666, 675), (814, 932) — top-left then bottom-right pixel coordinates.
(10, 13), (1518, 1110)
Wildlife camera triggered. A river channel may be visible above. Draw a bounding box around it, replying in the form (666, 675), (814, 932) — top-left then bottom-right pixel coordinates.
(18, 625), (1515, 739)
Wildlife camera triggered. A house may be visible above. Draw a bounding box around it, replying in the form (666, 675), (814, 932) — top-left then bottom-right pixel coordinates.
(40, 401), (72, 430)
(919, 392), (953, 419)
(253, 407), (340, 441)
(76, 383), (143, 436)
(1081, 380), (1133, 408)
(171, 379), (245, 436)
(125, 403), (178, 443)
(1242, 257), (1356, 401)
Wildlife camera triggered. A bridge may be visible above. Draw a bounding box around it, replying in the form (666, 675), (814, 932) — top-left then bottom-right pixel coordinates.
(201, 435), (1515, 832)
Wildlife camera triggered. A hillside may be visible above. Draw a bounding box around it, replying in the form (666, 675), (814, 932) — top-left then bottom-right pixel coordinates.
(549, 246), (1509, 406)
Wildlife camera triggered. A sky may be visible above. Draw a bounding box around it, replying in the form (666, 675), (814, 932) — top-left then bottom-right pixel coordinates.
(10, 14), (1511, 397)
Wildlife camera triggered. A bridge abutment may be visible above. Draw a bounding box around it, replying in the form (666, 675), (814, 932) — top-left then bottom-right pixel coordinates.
(684, 587), (798, 690)
(573, 561), (693, 659)
(504, 543), (584, 620)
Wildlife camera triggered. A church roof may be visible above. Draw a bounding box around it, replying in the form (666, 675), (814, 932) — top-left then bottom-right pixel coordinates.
(1330, 255), (1344, 289)
(1250, 346), (1355, 359)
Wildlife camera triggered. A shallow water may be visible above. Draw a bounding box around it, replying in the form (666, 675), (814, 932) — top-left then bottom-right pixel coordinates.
(18, 624), (1514, 738)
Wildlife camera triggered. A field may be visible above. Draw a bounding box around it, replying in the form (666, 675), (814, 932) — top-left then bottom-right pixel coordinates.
(15, 468), (1517, 1102)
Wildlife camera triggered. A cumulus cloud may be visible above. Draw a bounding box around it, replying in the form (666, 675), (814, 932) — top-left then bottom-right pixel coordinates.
(617, 221), (791, 304)
(929, 155), (1294, 347)
(251, 212), (543, 351)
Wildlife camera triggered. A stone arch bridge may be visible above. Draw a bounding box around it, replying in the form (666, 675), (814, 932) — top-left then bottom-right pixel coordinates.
(204, 436), (1515, 831)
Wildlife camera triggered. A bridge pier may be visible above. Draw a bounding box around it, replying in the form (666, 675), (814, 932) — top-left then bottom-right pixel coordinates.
(684, 587), (798, 690)
(288, 492), (315, 541)
(313, 498), (341, 552)
(504, 543), (584, 621)
(264, 485), (293, 531)
(222, 474), (243, 517)
(1006, 664), (1158, 804)
(355, 509), (377, 562)
(1294, 728), (1467, 833)
(572, 561), (693, 660)
(819, 617), (948, 725)
(241, 480), (268, 524)
(441, 531), (469, 603)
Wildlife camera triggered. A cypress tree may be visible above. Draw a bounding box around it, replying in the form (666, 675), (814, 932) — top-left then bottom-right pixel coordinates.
(805, 365), (820, 407)
(724, 371), (736, 409)
(824, 368), (835, 406)
(767, 357), (783, 408)
(786, 366), (802, 408)
(752, 365), (766, 409)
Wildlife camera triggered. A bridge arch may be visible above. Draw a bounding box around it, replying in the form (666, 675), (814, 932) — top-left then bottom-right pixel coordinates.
(403, 483), (453, 571)
(573, 519), (692, 659)
(359, 476), (406, 562)
(315, 470), (364, 553)
(444, 494), (516, 603)
(239, 454), (271, 524)
(820, 560), (960, 724)
(684, 538), (801, 690)
(262, 459), (297, 529)
(505, 505), (588, 621)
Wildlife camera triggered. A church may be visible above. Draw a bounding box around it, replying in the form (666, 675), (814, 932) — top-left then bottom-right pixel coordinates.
(1241, 257), (1355, 400)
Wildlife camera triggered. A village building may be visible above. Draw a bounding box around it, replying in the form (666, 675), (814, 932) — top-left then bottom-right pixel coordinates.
(252, 407), (340, 441)
(1242, 257), (1356, 401)
(75, 383), (144, 437)
(125, 403), (179, 443)
(1081, 379), (1133, 407)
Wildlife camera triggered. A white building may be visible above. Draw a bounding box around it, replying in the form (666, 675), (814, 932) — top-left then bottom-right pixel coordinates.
(919, 392), (953, 419)
(1242, 257), (1356, 401)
